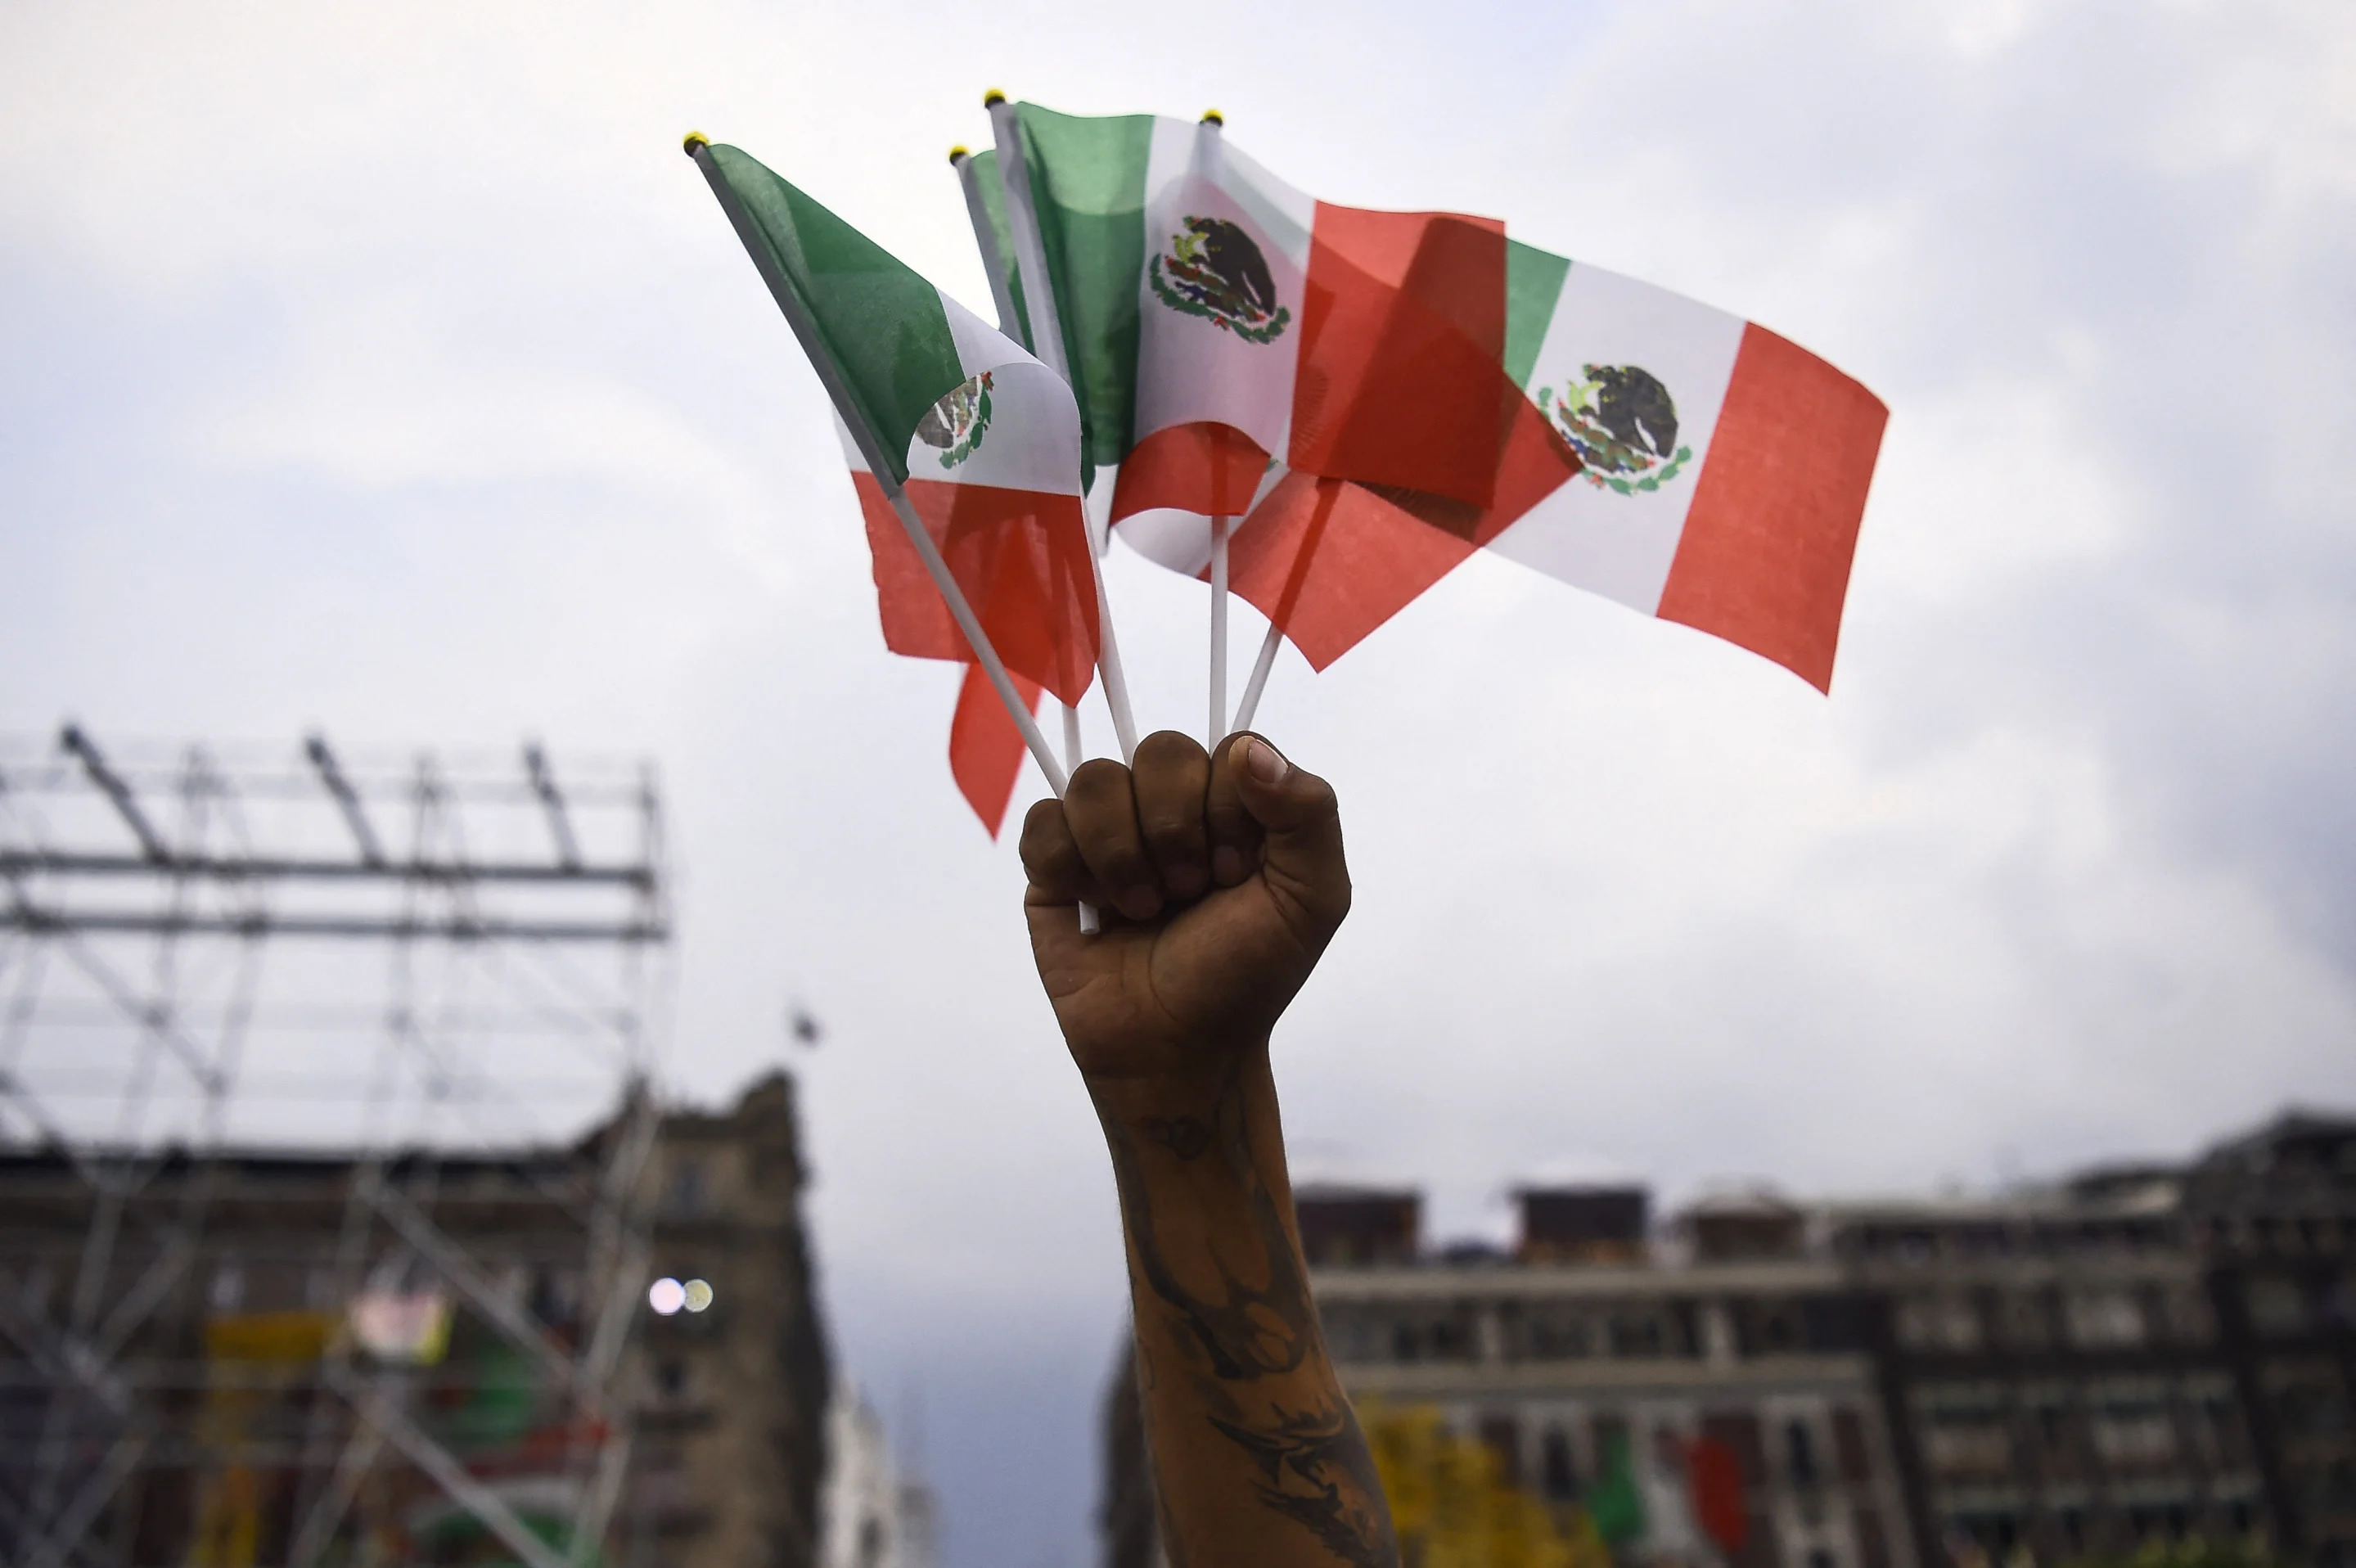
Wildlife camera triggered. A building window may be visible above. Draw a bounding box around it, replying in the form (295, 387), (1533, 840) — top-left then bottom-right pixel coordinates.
(1786, 1420), (1820, 1487)
(1610, 1312), (1665, 1358)
(2275, 1377), (2351, 1437)
(1542, 1425), (1579, 1500)
(1832, 1407), (1874, 1485)
(2064, 1288), (2145, 1349)
(666, 1157), (706, 1215)
(1895, 1294), (1979, 1352)
(1917, 1392), (2011, 1476)
(1997, 1291), (2051, 1349)
(2158, 1286), (2215, 1344)
(2245, 1275), (2309, 1337)
(1480, 1415), (1523, 1488)
(2092, 1402), (2177, 1466)
(1529, 1313), (1591, 1360)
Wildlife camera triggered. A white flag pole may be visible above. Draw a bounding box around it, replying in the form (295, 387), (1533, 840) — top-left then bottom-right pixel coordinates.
(1232, 620), (1282, 735)
(953, 144), (1099, 932)
(689, 134), (1072, 804)
(1208, 516), (1230, 746)
(955, 147), (1092, 788)
(987, 91), (1142, 764)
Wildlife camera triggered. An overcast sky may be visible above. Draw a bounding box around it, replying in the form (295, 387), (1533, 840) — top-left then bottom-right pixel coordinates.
(6, 2), (2354, 1563)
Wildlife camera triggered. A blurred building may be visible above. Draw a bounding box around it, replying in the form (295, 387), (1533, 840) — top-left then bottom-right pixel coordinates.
(1097, 1106), (2356, 1568)
(818, 1384), (937, 1568)
(1825, 1177), (2256, 1566)
(1311, 1183), (1912, 1568)
(0, 1071), (831, 1568)
(2184, 1111), (2356, 1566)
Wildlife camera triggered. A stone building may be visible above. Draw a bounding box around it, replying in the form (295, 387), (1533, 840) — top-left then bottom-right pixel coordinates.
(628, 1072), (835, 1566)
(1824, 1178), (2263, 1566)
(1310, 1184), (1916, 1568)
(0, 1070), (830, 1568)
(817, 1382), (936, 1568)
(2183, 1111), (2356, 1567)
(1097, 1106), (2356, 1568)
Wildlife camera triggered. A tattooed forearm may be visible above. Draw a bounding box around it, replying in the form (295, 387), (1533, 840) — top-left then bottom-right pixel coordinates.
(1209, 1398), (1396, 1568)
(1106, 1061), (1313, 1382)
(1101, 1050), (1400, 1567)
(1143, 1115), (1212, 1160)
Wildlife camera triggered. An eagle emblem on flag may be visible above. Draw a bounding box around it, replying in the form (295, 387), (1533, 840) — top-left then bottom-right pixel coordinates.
(1148, 216), (1291, 344)
(916, 371), (993, 468)
(1539, 364), (1695, 494)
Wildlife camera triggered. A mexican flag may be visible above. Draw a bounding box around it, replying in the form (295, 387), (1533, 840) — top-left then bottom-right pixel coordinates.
(695, 142), (1097, 827)
(1229, 241), (1886, 691)
(998, 101), (1565, 568)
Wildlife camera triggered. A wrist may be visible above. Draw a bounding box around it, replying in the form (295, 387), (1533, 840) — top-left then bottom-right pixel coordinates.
(1080, 1034), (1270, 1121)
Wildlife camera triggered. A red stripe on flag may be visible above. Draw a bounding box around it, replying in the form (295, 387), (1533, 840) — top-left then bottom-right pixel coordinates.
(948, 663), (1041, 837)
(1108, 422), (1271, 523)
(1656, 324), (1887, 693)
(853, 472), (1101, 705)
(1228, 392), (1579, 669)
(1290, 205), (1516, 509)
(1228, 475), (1476, 671)
(1687, 1436), (1748, 1552)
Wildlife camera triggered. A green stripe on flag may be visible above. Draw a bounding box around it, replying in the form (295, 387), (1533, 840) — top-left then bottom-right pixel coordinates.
(1016, 104), (1155, 469)
(1584, 1428), (1646, 1545)
(1504, 239), (1571, 391)
(970, 149), (1033, 350)
(709, 145), (964, 484)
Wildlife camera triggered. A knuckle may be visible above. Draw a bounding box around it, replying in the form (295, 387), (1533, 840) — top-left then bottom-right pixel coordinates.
(1068, 757), (1128, 800)
(1135, 729), (1207, 768)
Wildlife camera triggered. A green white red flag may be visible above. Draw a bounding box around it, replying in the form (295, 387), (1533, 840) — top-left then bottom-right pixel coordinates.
(695, 142), (1097, 830)
(995, 100), (1883, 689)
(1229, 241), (1887, 691)
(997, 102), (1564, 565)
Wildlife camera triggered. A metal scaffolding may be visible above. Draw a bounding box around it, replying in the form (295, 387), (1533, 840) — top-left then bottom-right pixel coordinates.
(0, 724), (673, 1568)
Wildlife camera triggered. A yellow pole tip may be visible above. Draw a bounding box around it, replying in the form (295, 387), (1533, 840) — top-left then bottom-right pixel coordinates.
(982, 88), (1007, 107)
(948, 144), (970, 163)
(1201, 108), (1224, 126)
(682, 131), (710, 156)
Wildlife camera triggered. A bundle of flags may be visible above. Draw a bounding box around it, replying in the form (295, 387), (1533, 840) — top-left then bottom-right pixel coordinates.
(687, 96), (1886, 835)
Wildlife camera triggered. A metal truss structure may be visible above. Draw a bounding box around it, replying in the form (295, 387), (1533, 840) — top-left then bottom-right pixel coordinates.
(0, 725), (673, 1568)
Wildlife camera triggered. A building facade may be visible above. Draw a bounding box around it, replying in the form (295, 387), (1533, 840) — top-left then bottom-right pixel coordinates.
(1824, 1182), (2263, 1567)
(0, 1070), (831, 1568)
(1098, 1107), (2356, 1568)
(1309, 1187), (1917, 1568)
(2185, 1112), (2356, 1568)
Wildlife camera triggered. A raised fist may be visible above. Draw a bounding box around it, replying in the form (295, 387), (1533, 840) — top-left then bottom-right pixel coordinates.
(1020, 731), (1349, 1081)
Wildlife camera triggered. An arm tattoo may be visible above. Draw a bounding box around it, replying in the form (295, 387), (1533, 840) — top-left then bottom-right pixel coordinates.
(1109, 1061), (1398, 1567)
(1210, 1399), (1394, 1567)
(1143, 1115), (1212, 1160)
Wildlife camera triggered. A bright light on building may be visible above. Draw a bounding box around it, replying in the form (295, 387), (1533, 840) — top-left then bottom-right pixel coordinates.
(684, 1278), (714, 1312)
(648, 1277), (686, 1316)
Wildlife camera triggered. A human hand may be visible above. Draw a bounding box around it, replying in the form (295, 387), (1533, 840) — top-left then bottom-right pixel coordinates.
(1020, 731), (1349, 1084)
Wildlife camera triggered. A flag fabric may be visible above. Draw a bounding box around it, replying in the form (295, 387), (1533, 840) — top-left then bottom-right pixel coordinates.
(1585, 1429), (1646, 1546)
(949, 663), (1043, 836)
(962, 147), (1032, 349)
(1687, 1435), (1748, 1552)
(1227, 241), (1885, 690)
(1480, 241), (1886, 692)
(702, 142), (1101, 710)
(1002, 103), (1565, 567)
